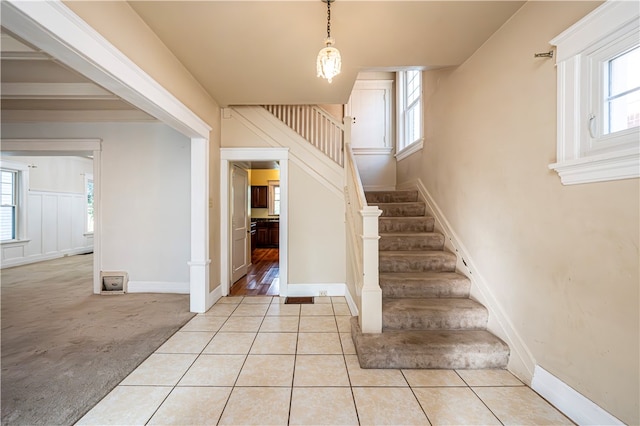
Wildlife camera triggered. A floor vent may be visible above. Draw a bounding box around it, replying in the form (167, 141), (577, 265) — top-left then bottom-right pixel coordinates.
(100, 271), (128, 295)
(284, 296), (314, 304)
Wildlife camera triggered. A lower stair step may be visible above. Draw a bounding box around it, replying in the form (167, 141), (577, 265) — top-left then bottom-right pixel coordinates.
(351, 317), (509, 369)
(375, 202), (426, 217)
(379, 251), (456, 273)
(380, 272), (470, 298)
(379, 217), (435, 233)
(383, 298), (488, 330)
(380, 232), (445, 251)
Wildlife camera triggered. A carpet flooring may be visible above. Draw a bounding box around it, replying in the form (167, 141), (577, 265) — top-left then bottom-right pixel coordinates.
(1, 254), (195, 426)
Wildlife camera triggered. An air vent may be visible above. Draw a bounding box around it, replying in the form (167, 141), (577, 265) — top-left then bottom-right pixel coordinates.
(100, 271), (128, 295)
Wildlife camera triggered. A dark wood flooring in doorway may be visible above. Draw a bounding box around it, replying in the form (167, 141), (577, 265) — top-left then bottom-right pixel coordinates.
(230, 248), (279, 296)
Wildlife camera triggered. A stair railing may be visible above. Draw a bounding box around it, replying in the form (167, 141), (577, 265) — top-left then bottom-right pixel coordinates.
(344, 118), (382, 333)
(263, 105), (344, 166)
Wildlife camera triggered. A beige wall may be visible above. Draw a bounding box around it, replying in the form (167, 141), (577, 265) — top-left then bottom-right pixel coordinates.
(64, 1), (222, 292)
(396, 2), (638, 424)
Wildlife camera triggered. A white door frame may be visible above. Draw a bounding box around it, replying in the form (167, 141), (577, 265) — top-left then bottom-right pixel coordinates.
(2, 1), (214, 312)
(220, 148), (289, 297)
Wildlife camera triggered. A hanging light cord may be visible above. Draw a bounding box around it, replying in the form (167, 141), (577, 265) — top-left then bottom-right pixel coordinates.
(326, 0), (332, 40)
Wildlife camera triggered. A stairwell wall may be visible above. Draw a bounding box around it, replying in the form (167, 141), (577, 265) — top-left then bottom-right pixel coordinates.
(396, 1), (638, 424)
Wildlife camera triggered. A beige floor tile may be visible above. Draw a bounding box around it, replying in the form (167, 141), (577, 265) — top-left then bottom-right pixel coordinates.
(333, 304), (353, 316)
(345, 355), (408, 387)
(272, 296), (287, 304)
(76, 386), (171, 425)
(202, 332), (256, 354)
(180, 315), (227, 331)
(203, 304), (237, 317)
(250, 332), (297, 354)
(155, 331), (214, 354)
(299, 316), (338, 332)
(219, 316), (263, 332)
(293, 355), (350, 387)
(456, 369), (524, 386)
(402, 369), (466, 387)
(336, 316), (352, 332)
(218, 387), (291, 425)
(340, 332), (357, 355)
(216, 296), (243, 305)
(266, 303), (301, 316)
(314, 296), (332, 304)
(235, 354), (295, 387)
(353, 387), (430, 425)
(259, 316), (300, 332)
(231, 303), (270, 317)
(147, 387), (232, 425)
(301, 303), (335, 316)
(297, 332), (342, 354)
(331, 296), (347, 304)
(121, 353), (196, 386)
(414, 387), (501, 425)
(474, 386), (573, 425)
(241, 296), (273, 304)
(178, 354), (245, 386)
(290, 387), (358, 425)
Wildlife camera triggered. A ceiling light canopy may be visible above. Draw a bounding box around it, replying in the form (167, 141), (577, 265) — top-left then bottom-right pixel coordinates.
(316, 0), (341, 83)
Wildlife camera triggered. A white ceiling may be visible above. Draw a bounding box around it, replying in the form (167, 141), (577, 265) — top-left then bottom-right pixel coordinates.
(1, 1), (526, 118)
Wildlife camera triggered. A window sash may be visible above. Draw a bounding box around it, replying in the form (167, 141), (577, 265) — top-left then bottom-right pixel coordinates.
(1, 170), (17, 241)
(398, 70), (423, 151)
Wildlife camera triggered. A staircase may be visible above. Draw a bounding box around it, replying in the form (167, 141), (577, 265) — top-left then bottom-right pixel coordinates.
(351, 189), (509, 369)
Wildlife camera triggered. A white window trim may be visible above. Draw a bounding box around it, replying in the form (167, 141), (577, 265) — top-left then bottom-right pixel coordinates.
(549, 0), (640, 185)
(0, 159), (29, 243)
(268, 179), (280, 216)
(84, 172), (94, 235)
(396, 70), (424, 160)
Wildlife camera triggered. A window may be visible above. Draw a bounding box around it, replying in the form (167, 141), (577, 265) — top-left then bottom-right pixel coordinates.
(85, 173), (94, 233)
(1, 170), (17, 241)
(0, 160), (28, 243)
(550, 1), (639, 185)
(396, 70), (424, 159)
(268, 180), (280, 216)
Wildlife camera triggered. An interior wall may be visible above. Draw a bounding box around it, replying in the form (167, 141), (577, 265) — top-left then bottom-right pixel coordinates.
(396, 2), (638, 424)
(1, 122), (192, 290)
(5, 156), (92, 193)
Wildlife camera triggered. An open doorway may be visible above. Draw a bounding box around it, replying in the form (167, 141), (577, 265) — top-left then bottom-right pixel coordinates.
(229, 162), (280, 296)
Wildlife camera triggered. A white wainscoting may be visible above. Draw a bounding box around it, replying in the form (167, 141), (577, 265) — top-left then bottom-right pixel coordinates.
(1, 190), (93, 268)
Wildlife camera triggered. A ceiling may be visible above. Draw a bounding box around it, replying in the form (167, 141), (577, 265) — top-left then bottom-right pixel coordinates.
(1, 1), (526, 119)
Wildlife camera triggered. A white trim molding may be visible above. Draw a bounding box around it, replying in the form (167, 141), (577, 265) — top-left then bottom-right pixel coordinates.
(395, 139), (423, 161)
(127, 281), (190, 294)
(531, 365), (624, 426)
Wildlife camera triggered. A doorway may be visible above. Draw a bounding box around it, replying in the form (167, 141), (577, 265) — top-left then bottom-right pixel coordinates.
(220, 148), (289, 298)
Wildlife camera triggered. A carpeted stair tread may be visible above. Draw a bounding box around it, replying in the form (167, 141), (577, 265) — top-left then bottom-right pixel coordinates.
(351, 317), (509, 369)
(380, 272), (470, 298)
(375, 202), (426, 217)
(366, 190), (418, 203)
(379, 232), (445, 251)
(379, 217), (434, 233)
(382, 298), (488, 330)
(379, 250), (457, 273)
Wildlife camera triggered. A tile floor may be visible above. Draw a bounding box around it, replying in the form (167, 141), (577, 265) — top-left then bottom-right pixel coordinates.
(78, 296), (573, 425)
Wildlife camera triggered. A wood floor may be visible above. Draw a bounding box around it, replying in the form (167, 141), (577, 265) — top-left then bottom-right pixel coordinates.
(230, 248), (279, 296)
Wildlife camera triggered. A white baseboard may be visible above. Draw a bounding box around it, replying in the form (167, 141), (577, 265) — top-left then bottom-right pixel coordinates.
(532, 366), (623, 425)
(127, 281), (190, 294)
(344, 286), (359, 317)
(397, 178), (535, 383)
(208, 284), (222, 309)
(1, 249), (93, 269)
(286, 283), (346, 297)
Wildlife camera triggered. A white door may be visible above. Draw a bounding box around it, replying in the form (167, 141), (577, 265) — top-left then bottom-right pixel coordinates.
(347, 80), (392, 149)
(231, 166), (249, 283)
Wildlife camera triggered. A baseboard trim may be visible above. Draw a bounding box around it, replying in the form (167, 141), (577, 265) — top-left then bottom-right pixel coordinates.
(1, 249), (93, 269)
(344, 285), (359, 317)
(208, 284), (222, 309)
(398, 178), (536, 383)
(127, 281), (190, 294)
(531, 366), (623, 425)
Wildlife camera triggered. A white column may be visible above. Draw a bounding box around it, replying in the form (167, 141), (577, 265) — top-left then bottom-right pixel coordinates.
(189, 137), (210, 313)
(360, 206), (382, 333)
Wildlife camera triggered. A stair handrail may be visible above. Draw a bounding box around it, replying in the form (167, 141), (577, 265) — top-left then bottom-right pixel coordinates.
(262, 105), (344, 167)
(344, 118), (382, 333)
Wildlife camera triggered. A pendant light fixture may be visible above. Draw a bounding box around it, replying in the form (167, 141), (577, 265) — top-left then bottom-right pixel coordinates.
(316, 0), (341, 83)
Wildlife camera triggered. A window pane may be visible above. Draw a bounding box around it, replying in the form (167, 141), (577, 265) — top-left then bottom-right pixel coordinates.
(0, 206), (15, 240)
(406, 70), (420, 105)
(1, 171), (15, 206)
(608, 89), (640, 133)
(87, 179), (94, 233)
(609, 46), (640, 96)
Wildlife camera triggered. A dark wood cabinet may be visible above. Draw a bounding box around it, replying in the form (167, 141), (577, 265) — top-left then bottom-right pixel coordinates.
(251, 186), (268, 208)
(255, 220), (279, 248)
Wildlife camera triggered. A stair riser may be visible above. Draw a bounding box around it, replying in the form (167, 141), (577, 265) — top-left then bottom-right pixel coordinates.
(379, 256), (456, 273)
(380, 281), (470, 298)
(355, 349), (509, 370)
(383, 309), (488, 330)
(379, 203), (426, 217)
(379, 218), (434, 233)
(366, 191), (418, 203)
(380, 235), (444, 251)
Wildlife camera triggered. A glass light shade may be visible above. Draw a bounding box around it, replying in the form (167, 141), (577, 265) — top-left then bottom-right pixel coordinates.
(317, 39), (341, 83)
